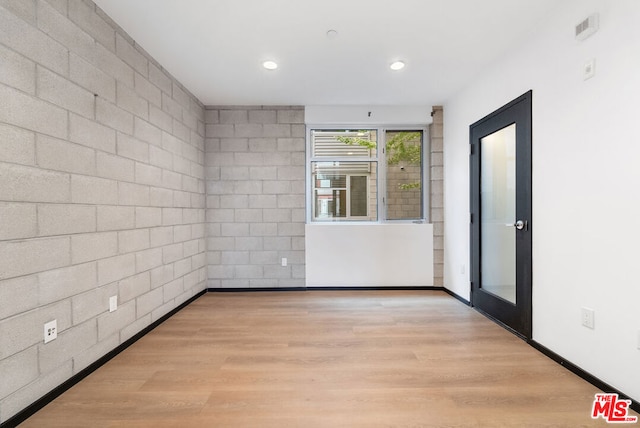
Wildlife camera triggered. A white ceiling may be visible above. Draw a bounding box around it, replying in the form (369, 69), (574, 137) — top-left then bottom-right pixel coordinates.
(93, 0), (562, 107)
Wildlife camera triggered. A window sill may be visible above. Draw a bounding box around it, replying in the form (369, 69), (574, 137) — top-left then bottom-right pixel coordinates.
(308, 220), (430, 225)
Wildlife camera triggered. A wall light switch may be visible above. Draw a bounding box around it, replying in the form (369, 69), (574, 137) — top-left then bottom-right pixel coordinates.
(281, 257), (287, 267)
(584, 59), (596, 80)
(109, 295), (118, 312)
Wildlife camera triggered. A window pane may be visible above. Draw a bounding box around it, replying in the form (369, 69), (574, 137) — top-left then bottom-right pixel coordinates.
(386, 131), (423, 220)
(312, 161), (377, 221)
(350, 176), (368, 216)
(312, 130), (377, 158)
(315, 189), (346, 218)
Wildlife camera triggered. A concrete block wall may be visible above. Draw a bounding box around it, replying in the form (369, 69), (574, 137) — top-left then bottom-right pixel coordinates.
(0, 0), (206, 422)
(430, 106), (444, 287)
(387, 164), (422, 220)
(205, 106), (306, 288)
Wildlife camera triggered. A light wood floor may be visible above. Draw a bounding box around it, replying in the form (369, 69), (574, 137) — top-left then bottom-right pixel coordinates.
(21, 291), (635, 427)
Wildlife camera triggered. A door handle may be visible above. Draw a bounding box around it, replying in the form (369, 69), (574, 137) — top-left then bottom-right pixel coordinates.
(514, 220), (527, 230)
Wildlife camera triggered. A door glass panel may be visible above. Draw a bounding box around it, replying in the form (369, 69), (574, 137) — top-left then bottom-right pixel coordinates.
(480, 124), (516, 303)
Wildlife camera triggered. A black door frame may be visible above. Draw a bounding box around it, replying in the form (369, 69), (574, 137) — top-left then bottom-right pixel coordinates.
(469, 90), (532, 339)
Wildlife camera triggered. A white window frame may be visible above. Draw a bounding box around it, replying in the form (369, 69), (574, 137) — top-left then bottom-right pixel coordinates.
(306, 125), (429, 223)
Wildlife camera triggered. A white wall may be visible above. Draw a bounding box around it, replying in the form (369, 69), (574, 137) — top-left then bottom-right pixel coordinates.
(306, 223), (433, 287)
(305, 105), (432, 126)
(444, 0), (640, 402)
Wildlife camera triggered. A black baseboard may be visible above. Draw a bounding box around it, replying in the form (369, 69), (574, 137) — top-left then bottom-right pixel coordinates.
(309, 286), (445, 291)
(0, 289), (207, 428)
(442, 287), (471, 306)
(208, 286), (445, 292)
(528, 340), (640, 414)
(208, 287), (306, 292)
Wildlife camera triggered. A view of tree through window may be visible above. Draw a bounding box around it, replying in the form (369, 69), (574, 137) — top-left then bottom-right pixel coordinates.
(385, 131), (423, 220)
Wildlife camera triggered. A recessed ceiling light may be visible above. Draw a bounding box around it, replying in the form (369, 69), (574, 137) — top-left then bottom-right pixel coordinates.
(326, 29), (338, 39)
(390, 61), (405, 71)
(262, 60), (278, 70)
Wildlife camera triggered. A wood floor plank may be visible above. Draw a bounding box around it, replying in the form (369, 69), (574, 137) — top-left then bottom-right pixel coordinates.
(20, 291), (637, 427)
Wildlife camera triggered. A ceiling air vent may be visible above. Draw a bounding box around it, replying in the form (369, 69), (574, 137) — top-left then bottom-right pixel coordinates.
(575, 14), (599, 41)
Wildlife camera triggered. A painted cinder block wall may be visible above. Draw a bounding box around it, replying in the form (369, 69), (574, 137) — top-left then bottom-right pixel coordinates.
(429, 106), (444, 287)
(205, 106), (306, 288)
(0, 0), (440, 422)
(0, 0), (207, 421)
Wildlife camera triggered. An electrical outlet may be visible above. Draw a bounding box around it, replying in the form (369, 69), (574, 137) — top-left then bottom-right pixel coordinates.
(109, 295), (118, 312)
(281, 257), (287, 267)
(581, 307), (595, 329)
(44, 320), (57, 343)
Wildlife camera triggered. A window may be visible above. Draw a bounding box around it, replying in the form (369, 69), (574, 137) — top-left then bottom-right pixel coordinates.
(385, 130), (423, 220)
(307, 127), (427, 222)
